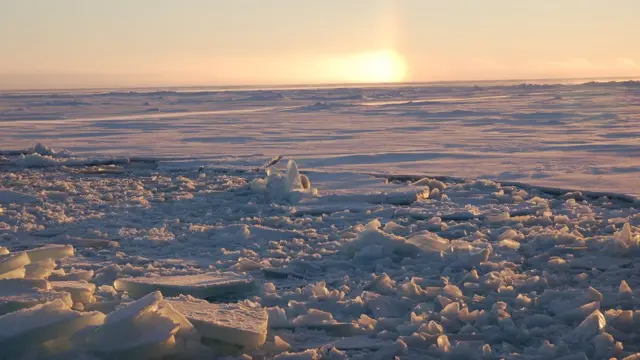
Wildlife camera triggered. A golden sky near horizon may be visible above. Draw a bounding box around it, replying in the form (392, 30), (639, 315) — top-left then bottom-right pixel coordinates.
(1, 0), (639, 89)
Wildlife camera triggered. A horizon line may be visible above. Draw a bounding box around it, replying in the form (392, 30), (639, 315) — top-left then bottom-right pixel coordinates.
(1, 75), (639, 94)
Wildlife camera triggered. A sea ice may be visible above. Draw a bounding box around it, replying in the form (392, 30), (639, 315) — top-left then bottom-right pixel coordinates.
(51, 281), (96, 304)
(165, 295), (268, 348)
(0, 252), (30, 277)
(0, 299), (105, 358)
(25, 258), (57, 279)
(24, 244), (75, 262)
(0, 286), (73, 315)
(86, 291), (179, 359)
(114, 272), (255, 299)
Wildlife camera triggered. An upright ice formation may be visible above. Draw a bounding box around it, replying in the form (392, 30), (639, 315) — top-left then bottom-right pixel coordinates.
(285, 159), (303, 192)
(250, 159), (317, 201)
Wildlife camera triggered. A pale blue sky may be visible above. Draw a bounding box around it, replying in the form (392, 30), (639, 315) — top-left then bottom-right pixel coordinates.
(1, 0), (639, 88)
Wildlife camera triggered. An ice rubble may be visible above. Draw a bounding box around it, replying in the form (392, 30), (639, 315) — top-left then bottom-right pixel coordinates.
(0, 299), (105, 358)
(2, 149), (640, 359)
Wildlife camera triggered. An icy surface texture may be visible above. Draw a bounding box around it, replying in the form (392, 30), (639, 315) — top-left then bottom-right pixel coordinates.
(0, 135), (639, 358)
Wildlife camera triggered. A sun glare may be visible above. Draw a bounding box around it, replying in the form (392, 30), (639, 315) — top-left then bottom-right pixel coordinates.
(328, 50), (408, 83)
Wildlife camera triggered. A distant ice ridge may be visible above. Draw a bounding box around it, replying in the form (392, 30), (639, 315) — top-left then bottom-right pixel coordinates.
(2, 142), (139, 169)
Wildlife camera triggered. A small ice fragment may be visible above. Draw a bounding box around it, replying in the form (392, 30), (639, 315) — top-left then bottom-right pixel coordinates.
(620, 280), (633, 294)
(406, 231), (450, 253)
(565, 310), (606, 343)
(267, 306), (289, 327)
(300, 174), (311, 190)
(114, 272), (255, 299)
(273, 336), (291, 352)
(292, 309), (335, 326)
(25, 244), (74, 262)
(165, 296), (267, 348)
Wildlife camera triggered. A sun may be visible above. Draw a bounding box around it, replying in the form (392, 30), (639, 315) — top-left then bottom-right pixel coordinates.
(328, 50), (408, 83)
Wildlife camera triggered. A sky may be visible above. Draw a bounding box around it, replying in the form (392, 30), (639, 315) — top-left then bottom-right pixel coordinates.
(1, 0), (639, 89)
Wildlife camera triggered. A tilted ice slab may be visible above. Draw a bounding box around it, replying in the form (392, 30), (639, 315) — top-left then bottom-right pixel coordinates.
(0, 299), (105, 358)
(0, 252), (30, 277)
(24, 244), (75, 262)
(87, 291), (180, 359)
(0, 286), (73, 315)
(114, 272), (255, 299)
(165, 296), (268, 348)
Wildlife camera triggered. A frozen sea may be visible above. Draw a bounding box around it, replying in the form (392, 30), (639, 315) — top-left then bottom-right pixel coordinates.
(0, 79), (640, 359)
(1, 79), (639, 196)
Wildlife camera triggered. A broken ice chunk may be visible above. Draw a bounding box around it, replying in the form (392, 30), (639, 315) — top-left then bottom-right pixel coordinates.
(564, 310), (606, 344)
(114, 272), (255, 299)
(25, 258), (56, 279)
(0, 267), (26, 280)
(87, 291), (179, 359)
(0, 299), (105, 358)
(0, 278), (50, 291)
(0, 279), (58, 311)
(165, 296), (267, 349)
(0, 252), (30, 276)
(406, 231), (450, 253)
(105, 290), (163, 325)
(89, 311), (178, 359)
(157, 300), (201, 342)
(51, 281), (96, 304)
(25, 244), (74, 262)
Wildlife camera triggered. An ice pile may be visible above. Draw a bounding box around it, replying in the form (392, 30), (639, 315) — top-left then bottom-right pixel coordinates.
(0, 242), (272, 359)
(4, 146), (640, 358)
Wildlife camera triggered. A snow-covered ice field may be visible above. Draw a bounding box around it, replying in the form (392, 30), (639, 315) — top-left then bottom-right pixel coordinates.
(0, 80), (640, 359)
(1, 80), (639, 195)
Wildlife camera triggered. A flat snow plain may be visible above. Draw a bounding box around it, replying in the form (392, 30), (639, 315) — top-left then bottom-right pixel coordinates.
(0, 80), (639, 359)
